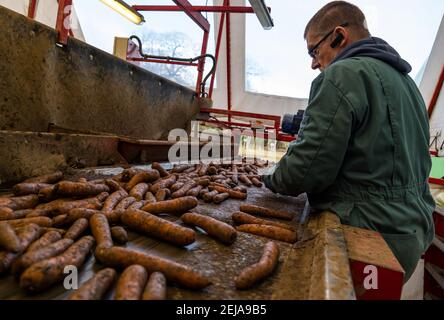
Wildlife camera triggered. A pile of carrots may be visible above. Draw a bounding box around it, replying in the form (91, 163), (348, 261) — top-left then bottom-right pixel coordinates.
(0, 159), (298, 299)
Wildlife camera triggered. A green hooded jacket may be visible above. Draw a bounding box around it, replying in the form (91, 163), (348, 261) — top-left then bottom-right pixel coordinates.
(264, 38), (435, 281)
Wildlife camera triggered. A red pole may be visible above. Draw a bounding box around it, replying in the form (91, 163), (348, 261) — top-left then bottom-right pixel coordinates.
(56, 0), (72, 46)
(226, 0), (232, 121)
(209, 11), (227, 98)
(196, 31), (210, 95)
(428, 66), (444, 119)
(28, 0), (38, 19)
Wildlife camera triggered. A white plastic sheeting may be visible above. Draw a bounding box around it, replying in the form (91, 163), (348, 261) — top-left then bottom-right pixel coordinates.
(422, 15), (444, 138)
(211, 0), (308, 117)
(0, 0), (84, 41)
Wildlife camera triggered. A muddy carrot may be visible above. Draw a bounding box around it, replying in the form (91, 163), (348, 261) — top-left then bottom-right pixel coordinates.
(0, 195), (39, 211)
(13, 183), (51, 196)
(102, 190), (128, 213)
(151, 175), (177, 194)
(155, 189), (171, 202)
(26, 231), (62, 252)
(111, 226), (128, 244)
(68, 268), (117, 300)
(125, 170), (161, 191)
(24, 171), (63, 184)
(6, 217), (52, 228)
(181, 212), (237, 245)
(141, 196), (198, 215)
(115, 197), (137, 211)
(12, 239), (74, 276)
(151, 162), (169, 177)
(90, 214), (113, 249)
(239, 204), (293, 221)
(186, 185), (203, 197)
(55, 181), (110, 197)
(94, 246), (211, 290)
(0, 223), (22, 252)
(251, 177), (263, 188)
(20, 236), (95, 292)
(213, 193), (230, 204)
(232, 212), (294, 231)
(121, 209), (195, 247)
(142, 272), (167, 300)
(236, 224), (297, 243)
(64, 218), (89, 241)
(209, 185), (247, 200)
(115, 265), (148, 300)
(129, 183), (149, 201)
(235, 242), (279, 289)
(144, 192), (156, 203)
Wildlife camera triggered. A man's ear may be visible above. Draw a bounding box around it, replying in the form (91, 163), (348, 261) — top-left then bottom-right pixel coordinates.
(330, 32), (345, 48)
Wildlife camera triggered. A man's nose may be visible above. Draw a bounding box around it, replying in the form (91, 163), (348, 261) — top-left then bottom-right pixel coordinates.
(311, 58), (320, 70)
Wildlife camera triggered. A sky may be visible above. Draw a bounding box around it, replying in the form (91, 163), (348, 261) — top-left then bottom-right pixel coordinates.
(74, 0), (443, 99)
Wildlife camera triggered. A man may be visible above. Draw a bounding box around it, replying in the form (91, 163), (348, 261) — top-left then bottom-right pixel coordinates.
(263, 1), (435, 282)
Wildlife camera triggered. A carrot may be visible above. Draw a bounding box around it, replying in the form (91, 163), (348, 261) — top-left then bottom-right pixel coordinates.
(198, 188), (209, 199)
(186, 185), (203, 197)
(236, 224), (297, 243)
(12, 239), (74, 276)
(95, 246), (211, 290)
(0, 224), (42, 274)
(203, 190), (219, 203)
(55, 181), (110, 197)
(23, 171), (63, 184)
(235, 242), (279, 289)
(213, 193), (230, 204)
(170, 182), (184, 192)
(239, 204), (294, 221)
(0, 195), (39, 211)
(121, 209), (195, 247)
(63, 208), (100, 226)
(144, 192), (156, 203)
(155, 189), (171, 202)
(105, 179), (124, 192)
(20, 236), (95, 292)
(26, 209), (52, 218)
(52, 214), (68, 228)
(171, 181), (197, 199)
(151, 175), (177, 194)
(129, 183), (149, 201)
(198, 164), (209, 176)
(37, 185), (57, 202)
(0, 207), (28, 220)
(251, 177), (263, 188)
(6, 217), (52, 228)
(41, 228), (66, 236)
(181, 212), (237, 245)
(151, 162), (169, 177)
(102, 190), (128, 212)
(209, 185), (247, 200)
(26, 231), (62, 252)
(0, 222), (22, 252)
(232, 212), (294, 231)
(64, 218), (89, 240)
(183, 166), (197, 174)
(128, 201), (145, 210)
(207, 166), (218, 176)
(141, 196), (198, 215)
(171, 164), (193, 173)
(125, 170), (160, 191)
(111, 226), (128, 244)
(120, 168), (144, 182)
(194, 177), (211, 187)
(115, 265), (148, 300)
(36, 196), (104, 215)
(13, 183), (51, 196)
(90, 214), (113, 249)
(239, 175), (252, 187)
(233, 186), (248, 194)
(143, 272), (167, 300)
(115, 197), (137, 211)
(68, 268), (117, 300)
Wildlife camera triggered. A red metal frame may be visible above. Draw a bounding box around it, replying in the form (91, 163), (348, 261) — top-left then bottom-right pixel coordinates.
(28, 0), (38, 19)
(428, 66), (444, 119)
(132, 6), (269, 13)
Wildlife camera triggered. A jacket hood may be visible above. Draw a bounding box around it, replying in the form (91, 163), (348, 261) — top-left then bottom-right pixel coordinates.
(332, 37), (412, 74)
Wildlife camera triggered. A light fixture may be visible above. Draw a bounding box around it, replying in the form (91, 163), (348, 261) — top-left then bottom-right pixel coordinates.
(100, 0), (145, 25)
(248, 0), (274, 30)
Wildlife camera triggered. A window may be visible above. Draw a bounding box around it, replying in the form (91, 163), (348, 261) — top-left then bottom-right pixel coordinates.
(246, 0), (443, 99)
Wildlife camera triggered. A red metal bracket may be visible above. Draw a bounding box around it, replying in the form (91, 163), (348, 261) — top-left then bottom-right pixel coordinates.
(428, 66), (444, 119)
(172, 0), (210, 32)
(132, 5), (268, 13)
(55, 0), (73, 46)
(28, 0), (38, 19)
